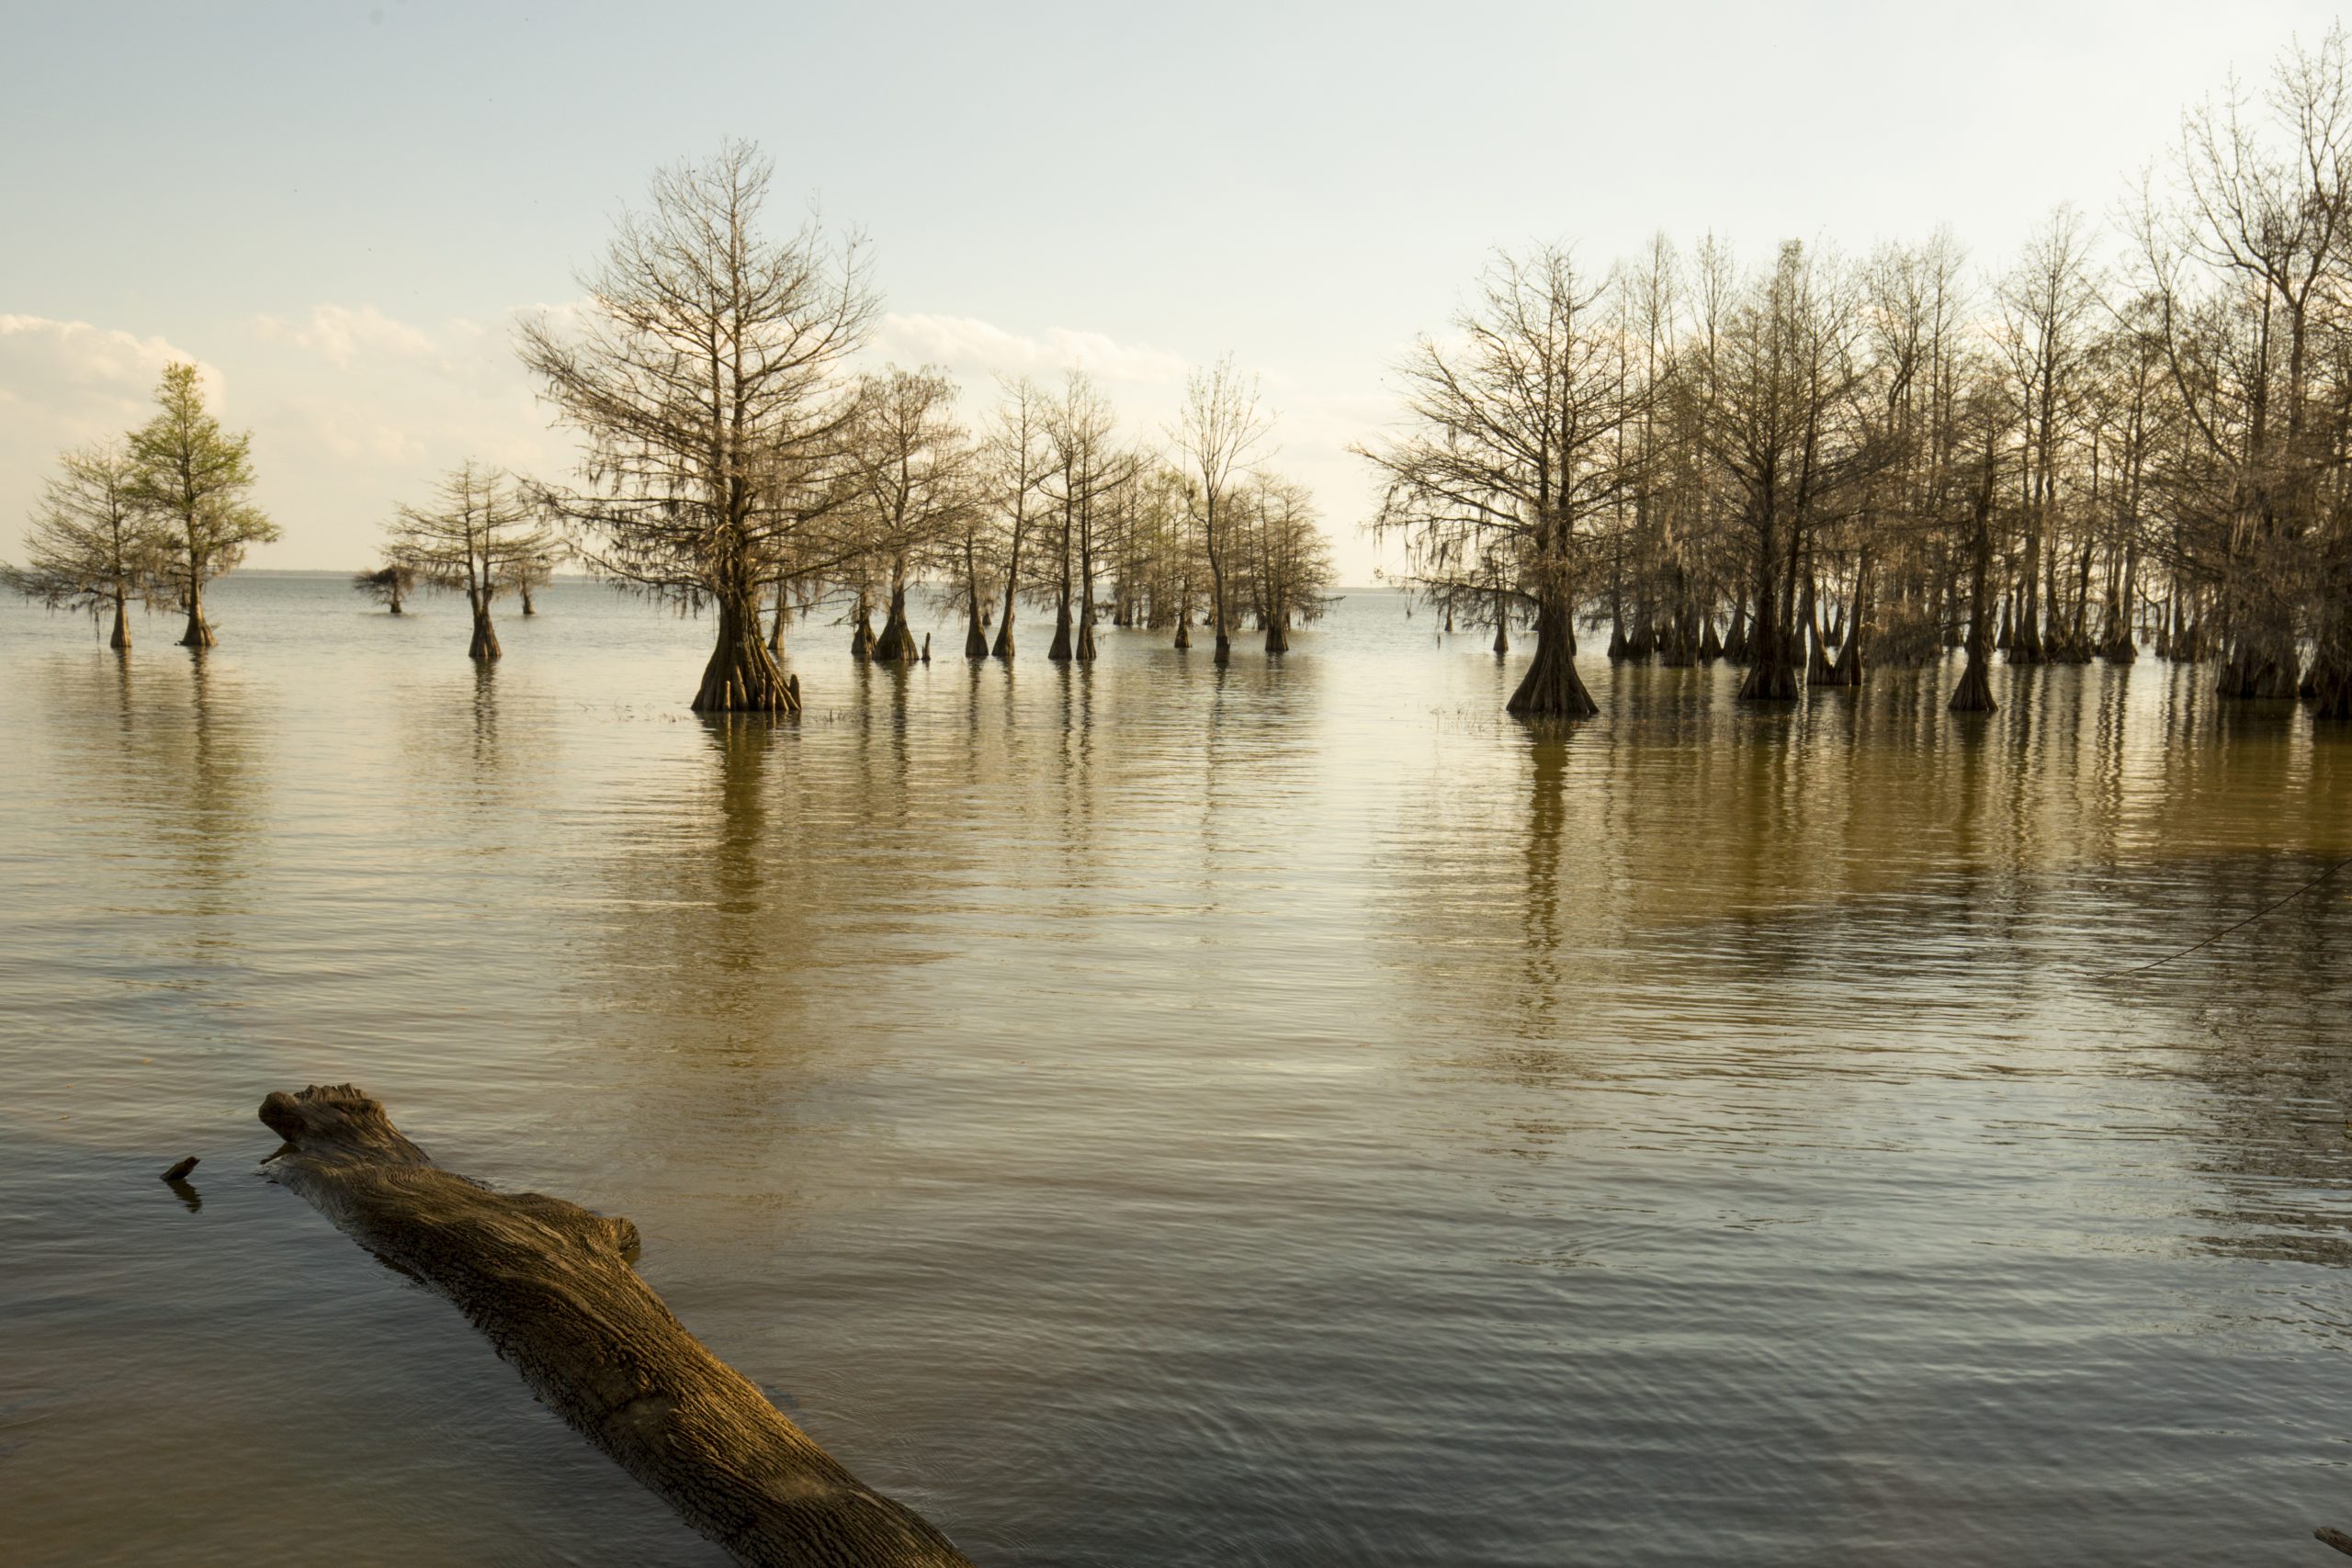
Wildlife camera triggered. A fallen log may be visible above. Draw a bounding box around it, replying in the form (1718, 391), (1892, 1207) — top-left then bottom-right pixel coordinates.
(258, 1084), (973, 1568)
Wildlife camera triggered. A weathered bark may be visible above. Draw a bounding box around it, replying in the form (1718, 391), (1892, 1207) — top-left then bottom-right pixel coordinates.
(695, 594), (800, 714)
(1268, 615), (1291, 654)
(469, 604), (502, 662)
(872, 584), (919, 663)
(1505, 596), (1597, 718)
(180, 579), (217, 649)
(963, 603), (989, 659)
(256, 1086), (969, 1568)
(1951, 460), (1998, 714)
(1736, 531), (1799, 703)
(1046, 601), (1073, 661)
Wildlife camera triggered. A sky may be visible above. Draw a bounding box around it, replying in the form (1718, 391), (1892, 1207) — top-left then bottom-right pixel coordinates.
(5, 0), (2346, 583)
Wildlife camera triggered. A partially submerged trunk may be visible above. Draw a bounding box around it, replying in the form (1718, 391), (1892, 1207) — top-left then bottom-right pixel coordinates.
(109, 589), (130, 650)
(180, 577), (217, 649)
(469, 599), (502, 662)
(872, 583), (919, 663)
(1505, 595), (1597, 719)
(963, 603), (989, 659)
(256, 1086), (969, 1568)
(1950, 480), (1998, 715)
(696, 592), (800, 714)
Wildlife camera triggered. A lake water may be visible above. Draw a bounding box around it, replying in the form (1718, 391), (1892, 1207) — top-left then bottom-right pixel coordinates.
(4, 572), (2350, 1567)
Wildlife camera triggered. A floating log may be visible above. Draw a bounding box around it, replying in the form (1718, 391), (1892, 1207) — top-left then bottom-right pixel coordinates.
(257, 1084), (971, 1568)
(2320, 1525), (2352, 1556)
(161, 1156), (199, 1182)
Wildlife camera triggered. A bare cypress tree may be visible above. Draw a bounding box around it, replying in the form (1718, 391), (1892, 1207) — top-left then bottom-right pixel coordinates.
(1172, 354), (1273, 665)
(1702, 243), (1876, 702)
(986, 376), (1053, 660)
(1361, 245), (1630, 716)
(517, 141), (876, 714)
(4, 442), (164, 649)
(127, 363), (278, 649)
(352, 562), (415, 615)
(848, 366), (972, 664)
(386, 460), (558, 660)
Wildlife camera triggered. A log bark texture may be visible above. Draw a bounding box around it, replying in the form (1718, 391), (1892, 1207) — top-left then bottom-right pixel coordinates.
(257, 1084), (972, 1568)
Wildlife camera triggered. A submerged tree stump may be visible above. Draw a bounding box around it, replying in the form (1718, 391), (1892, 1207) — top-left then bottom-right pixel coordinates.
(257, 1085), (972, 1568)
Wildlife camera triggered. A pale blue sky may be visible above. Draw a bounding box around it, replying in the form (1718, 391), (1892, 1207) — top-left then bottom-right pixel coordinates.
(5, 0), (2345, 579)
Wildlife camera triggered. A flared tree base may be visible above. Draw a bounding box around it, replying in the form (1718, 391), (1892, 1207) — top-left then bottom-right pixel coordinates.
(1506, 633), (1598, 719)
(1948, 660), (1997, 713)
(1737, 655), (1801, 703)
(693, 611), (801, 715)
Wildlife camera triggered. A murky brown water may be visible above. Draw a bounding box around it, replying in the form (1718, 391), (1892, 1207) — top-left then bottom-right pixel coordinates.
(4, 574), (2350, 1566)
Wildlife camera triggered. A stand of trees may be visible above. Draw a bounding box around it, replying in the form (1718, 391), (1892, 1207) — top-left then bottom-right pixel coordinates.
(1365, 28), (2352, 722)
(496, 143), (1335, 703)
(6, 365), (277, 649)
(378, 461), (560, 660)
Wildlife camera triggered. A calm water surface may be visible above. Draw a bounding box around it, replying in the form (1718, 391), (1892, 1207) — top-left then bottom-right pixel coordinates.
(4, 574), (2350, 1566)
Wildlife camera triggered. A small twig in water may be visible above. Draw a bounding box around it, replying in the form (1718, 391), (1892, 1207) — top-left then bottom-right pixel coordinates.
(2126, 852), (2352, 975)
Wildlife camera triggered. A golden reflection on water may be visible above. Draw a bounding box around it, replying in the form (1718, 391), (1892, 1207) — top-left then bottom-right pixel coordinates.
(2, 578), (2350, 1568)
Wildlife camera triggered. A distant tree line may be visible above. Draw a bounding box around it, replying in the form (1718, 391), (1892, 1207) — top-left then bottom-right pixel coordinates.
(1364, 29), (2352, 720)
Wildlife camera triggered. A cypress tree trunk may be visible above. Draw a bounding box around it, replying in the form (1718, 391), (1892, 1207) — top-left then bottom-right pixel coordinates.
(990, 599), (1016, 660)
(768, 584), (789, 659)
(1172, 615), (1190, 650)
(964, 603), (989, 659)
(1950, 492), (1997, 714)
(695, 592), (800, 714)
(1268, 610), (1292, 654)
(1697, 613), (1723, 661)
(109, 588), (130, 650)
(1737, 550), (1799, 702)
(1074, 612), (1097, 660)
(1505, 593), (1597, 718)
(850, 603), (875, 662)
(2311, 657), (2352, 720)
(1047, 599), (1072, 660)
(179, 575), (217, 649)
(872, 584), (918, 662)
(469, 599), (502, 662)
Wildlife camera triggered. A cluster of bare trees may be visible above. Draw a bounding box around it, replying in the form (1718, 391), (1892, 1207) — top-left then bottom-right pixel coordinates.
(1369, 29), (2352, 721)
(515, 140), (1335, 712)
(5, 364), (279, 649)
(367, 460), (562, 660)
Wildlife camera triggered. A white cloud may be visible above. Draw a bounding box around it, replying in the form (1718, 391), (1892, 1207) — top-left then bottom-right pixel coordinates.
(0, 314), (220, 425)
(254, 303), (438, 370)
(874, 311), (1189, 387)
